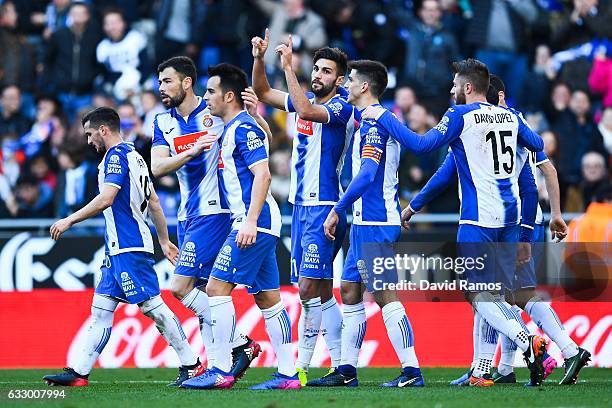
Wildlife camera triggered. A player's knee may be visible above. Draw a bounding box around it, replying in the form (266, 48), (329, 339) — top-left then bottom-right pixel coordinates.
(298, 278), (320, 300)
(340, 283), (362, 305)
(254, 290), (281, 310)
(91, 294), (118, 326)
(319, 281), (334, 302)
(170, 276), (194, 300)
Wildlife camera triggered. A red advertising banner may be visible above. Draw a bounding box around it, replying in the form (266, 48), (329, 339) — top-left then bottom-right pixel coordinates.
(0, 288), (609, 369)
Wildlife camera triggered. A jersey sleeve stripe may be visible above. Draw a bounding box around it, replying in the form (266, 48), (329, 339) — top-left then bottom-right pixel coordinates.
(246, 157), (269, 169)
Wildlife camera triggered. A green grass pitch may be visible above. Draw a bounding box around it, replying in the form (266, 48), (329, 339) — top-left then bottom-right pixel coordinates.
(0, 367), (610, 407)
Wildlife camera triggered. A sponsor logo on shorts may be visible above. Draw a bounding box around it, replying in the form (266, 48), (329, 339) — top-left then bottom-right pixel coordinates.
(213, 245), (232, 272)
(178, 241), (196, 268)
(120, 271), (137, 297)
(303, 242), (320, 270)
(357, 259), (368, 283)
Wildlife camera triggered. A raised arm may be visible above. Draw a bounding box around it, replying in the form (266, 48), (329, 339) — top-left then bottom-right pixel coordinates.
(251, 28), (288, 110)
(243, 87), (273, 141)
(276, 35), (330, 122)
(374, 107), (461, 154)
(517, 115), (544, 153)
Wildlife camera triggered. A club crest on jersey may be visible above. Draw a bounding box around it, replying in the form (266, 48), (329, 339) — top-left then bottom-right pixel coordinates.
(296, 118), (313, 136)
(106, 155), (122, 174)
(202, 115), (214, 128)
(173, 130), (211, 153)
(246, 131), (263, 151)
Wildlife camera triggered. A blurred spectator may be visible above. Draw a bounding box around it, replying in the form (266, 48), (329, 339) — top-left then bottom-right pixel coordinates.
(26, 153), (56, 190)
(0, 133), (24, 187)
(541, 129), (560, 163)
(0, 1), (37, 94)
(400, 0), (460, 117)
(117, 102), (150, 165)
(43, 0), (71, 39)
(14, 173), (54, 217)
(597, 106), (612, 155)
(20, 96), (61, 158)
(269, 149), (292, 216)
(154, 0), (204, 66)
(97, 8), (149, 101)
(439, 0), (469, 54)
(54, 142), (96, 218)
(0, 171), (17, 217)
(43, 1), (101, 121)
(580, 151), (608, 208)
(588, 48), (612, 108)
(139, 90), (164, 139)
(391, 85), (417, 124)
(10, 0), (47, 36)
(0, 85), (31, 139)
(524, 44), (556, 114)
(467, 0), (538, 109)
(550, 88), (606, 203)
(91, 92), (116, 109)
(550, 0), (612, 92)
(256, 0), (327, 73)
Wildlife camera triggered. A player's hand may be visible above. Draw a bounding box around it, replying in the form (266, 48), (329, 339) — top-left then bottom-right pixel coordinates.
(50, 218), (72, 241)
(188, 134), (217, 158)
(236, 220), (257, 249)
(549, 215), (568, 242)
(323, 209), (339, 241)
(161, 240), (179, 266)
(401, 206), (415, 230)
(516, 242), (531, 266)
(243, 87), (260, 117)
(274, 34), (293, 71)
(361, 105), (385, 120)
(251, 28), (270, 59)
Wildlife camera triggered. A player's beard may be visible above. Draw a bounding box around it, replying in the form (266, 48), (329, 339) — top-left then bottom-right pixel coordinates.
(311, 80), (336, 98)
(162, 88), (187, 109)
(454, 89), (466, 105)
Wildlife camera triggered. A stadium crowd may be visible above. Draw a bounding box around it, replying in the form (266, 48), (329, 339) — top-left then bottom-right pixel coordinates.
(0, 0), (610, 219)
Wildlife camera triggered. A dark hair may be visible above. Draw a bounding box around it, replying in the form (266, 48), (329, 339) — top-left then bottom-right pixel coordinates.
(157, 56), (198, 84)
(58, 142), (85, 165)
(486, 74), (505, 105)
(81, 107), (120, 132)
(101, 6), (124, 20)
(593, 183), (612, 203)
(313, 47), (348, 77)
(452, 58), (490, 94)
(348, 60), (388, 98)
(207, 63), (248, 106)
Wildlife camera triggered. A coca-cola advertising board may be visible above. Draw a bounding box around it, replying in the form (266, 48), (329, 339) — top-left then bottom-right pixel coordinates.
(0, 289), (609, 368)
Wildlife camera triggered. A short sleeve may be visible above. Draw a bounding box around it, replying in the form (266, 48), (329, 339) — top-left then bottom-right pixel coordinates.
(103, 147), (128, 188)
(151, 115), (170, 148)
(236, 124), (268, 168)
(285, 91), (316, 113)
(324, 97), (353, 126)
(535, 151), (549, 165)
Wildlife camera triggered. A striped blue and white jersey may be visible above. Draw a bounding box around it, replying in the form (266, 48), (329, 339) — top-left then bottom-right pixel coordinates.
(285, 93), (355, 205)
(516, 147), (549, 225)
(152, 97), (229, 221)
(219, 111), (281, 237)
(350, 106), (401, 225)
(98, 142), (154, 256)
(379, 102), (543, 228)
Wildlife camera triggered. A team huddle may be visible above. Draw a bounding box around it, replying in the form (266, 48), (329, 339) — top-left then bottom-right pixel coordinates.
(43, 29), (591, 390)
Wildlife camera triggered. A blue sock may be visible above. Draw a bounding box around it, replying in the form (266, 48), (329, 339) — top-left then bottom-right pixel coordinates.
(338, 364), (357, 377)
(402, 366), (422, 377)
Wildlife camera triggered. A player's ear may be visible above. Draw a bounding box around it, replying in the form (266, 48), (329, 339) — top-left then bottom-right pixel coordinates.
(224, 90), (235, 104)
(182, 75), (192, 90)
(335, 75), (345, 87)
